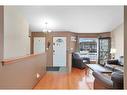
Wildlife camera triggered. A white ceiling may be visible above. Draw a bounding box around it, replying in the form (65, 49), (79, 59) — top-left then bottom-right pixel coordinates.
(17, 6), (123, 33)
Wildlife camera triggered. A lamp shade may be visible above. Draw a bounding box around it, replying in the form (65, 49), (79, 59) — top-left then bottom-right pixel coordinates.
(110, 48), (116, 54)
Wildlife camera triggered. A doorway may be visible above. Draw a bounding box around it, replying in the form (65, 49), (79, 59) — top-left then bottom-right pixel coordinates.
(53, 37), (66, 67)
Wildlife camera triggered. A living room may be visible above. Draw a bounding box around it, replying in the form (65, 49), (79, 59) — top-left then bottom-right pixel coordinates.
(0, 6), (126, 90)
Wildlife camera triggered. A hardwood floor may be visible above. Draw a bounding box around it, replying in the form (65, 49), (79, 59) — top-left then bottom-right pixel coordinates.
(34, 67), (94, 89)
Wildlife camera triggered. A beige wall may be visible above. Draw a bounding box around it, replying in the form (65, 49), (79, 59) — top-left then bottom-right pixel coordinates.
(111, 24), (124, 59)
(0, 6), (4, 69)
(124, 6), (127, 89)
(4, 6), (30, 59)
(0, 6), (4, 60)
(30, 32), (77, 73)
(77, 32), (111, 38)
(0, 53), (46, 89)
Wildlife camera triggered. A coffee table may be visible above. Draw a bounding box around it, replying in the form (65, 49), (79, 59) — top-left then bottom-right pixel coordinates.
(86, 64), (112, 73)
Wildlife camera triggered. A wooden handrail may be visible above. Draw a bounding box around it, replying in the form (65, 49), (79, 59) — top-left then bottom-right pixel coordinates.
(1, 53), (45, 65)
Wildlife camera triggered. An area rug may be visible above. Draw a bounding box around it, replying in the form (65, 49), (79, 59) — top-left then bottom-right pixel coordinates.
(46, 67), (60, 71)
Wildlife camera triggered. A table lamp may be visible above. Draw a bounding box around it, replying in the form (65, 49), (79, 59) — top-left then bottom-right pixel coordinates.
(110, 48), (116, 59)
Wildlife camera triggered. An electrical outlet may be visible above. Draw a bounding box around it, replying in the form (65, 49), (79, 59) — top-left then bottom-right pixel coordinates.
(36, 73), (40, 79)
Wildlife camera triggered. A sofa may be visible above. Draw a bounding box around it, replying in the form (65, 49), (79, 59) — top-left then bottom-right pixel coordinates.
(93, 70), (123, 89)
(92, 56), (124, 89)
(105, 56), (124, 72)
(72, 52), (90, 69)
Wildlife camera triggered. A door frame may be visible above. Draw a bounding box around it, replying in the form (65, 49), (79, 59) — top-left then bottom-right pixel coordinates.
(52, 36), (67, 67)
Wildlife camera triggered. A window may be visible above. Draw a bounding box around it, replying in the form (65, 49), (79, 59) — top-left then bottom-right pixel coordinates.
(79, 38), (98, 61)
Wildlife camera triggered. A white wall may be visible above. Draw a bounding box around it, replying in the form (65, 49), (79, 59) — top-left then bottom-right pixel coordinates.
(4, 6), (30, 59)
(111, 24), (124, 59)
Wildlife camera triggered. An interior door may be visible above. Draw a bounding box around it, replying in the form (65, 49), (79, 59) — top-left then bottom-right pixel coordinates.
(34, 37), (45, 54)
(53, 37), (66, 67)
(98, 37), (111, 64)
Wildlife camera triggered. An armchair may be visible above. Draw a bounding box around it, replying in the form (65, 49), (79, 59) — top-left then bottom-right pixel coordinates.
(72, 52), (90, 69)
